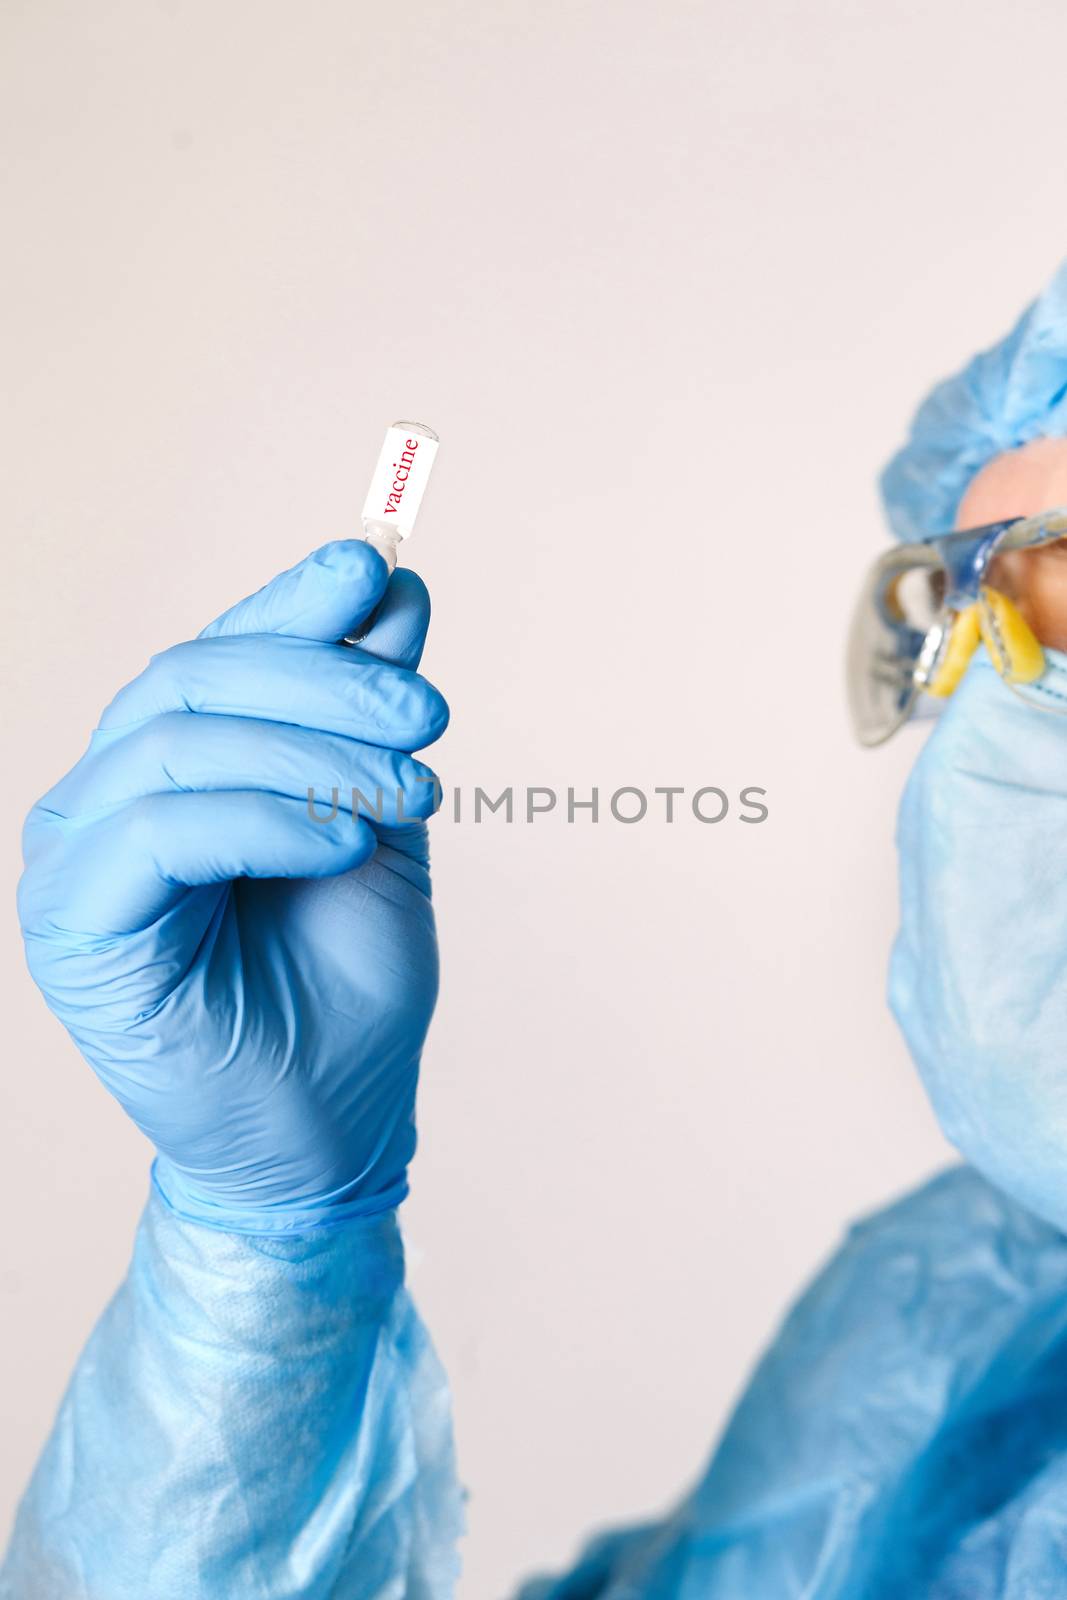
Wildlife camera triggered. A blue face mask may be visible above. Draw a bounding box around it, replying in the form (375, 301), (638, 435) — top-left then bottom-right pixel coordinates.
(892, 646), (1067, 1230)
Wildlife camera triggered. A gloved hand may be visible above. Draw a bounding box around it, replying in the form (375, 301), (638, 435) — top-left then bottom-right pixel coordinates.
(18, 540), (449, 1231)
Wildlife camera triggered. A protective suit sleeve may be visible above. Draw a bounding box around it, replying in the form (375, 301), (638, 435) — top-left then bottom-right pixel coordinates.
(0, 1183), (464, 1600)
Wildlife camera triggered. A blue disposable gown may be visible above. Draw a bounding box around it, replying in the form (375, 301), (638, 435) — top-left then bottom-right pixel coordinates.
(0, 1185), (464, 1599)
(8, 1165), (1067, 1597)
(519, 1166), (1067, 1598)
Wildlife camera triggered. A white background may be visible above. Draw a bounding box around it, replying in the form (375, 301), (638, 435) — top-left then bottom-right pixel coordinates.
(3, 2), (1066, 1593)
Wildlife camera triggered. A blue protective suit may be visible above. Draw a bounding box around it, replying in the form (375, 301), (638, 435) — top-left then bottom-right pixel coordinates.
(519, 1168), (1067, 1599)
(10, 263), (1067, 1599)
(515, 261), (1067, 1596)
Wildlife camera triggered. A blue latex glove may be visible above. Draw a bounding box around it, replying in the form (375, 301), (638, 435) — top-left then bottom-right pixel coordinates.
(18, 539), (449, 1231)
(4, 541), (465, 1598)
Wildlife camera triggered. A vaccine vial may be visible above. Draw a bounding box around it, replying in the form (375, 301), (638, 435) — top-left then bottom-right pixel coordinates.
(344, 420), (439, 645)
(360, 420), (440, 573)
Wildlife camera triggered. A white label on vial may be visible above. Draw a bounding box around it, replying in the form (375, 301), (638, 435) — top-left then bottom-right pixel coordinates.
(361, 425), (439, 538)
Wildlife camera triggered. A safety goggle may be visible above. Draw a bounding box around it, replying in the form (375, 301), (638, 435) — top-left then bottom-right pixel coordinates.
(847, 506), (1067, 746)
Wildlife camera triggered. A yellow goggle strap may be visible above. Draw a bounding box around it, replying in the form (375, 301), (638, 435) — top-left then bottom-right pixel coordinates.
(925, 603), (980, 698)
(925, 590), (1045, 699)
(977, 587), (1046, 685)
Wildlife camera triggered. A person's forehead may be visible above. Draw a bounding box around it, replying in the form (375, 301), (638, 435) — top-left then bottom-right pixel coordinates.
(955, 437), (1067, 530)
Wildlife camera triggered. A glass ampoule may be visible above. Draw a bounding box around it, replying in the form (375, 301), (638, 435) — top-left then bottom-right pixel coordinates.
(344, 419), (440, 644)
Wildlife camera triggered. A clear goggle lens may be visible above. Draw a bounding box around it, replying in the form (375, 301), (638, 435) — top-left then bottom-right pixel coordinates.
(847, 508), (1067, 746)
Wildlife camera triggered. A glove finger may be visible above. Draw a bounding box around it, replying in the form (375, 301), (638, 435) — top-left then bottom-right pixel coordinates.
(46, 711), (440, 827)
(354, 569), (432, 672)
(199, 540), (390, 642)
(97, 633), (449, 753)
(22, 791), (377, 937)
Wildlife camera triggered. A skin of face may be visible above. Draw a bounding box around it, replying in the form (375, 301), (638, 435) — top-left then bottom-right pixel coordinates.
(957, 436), (1067, 651)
